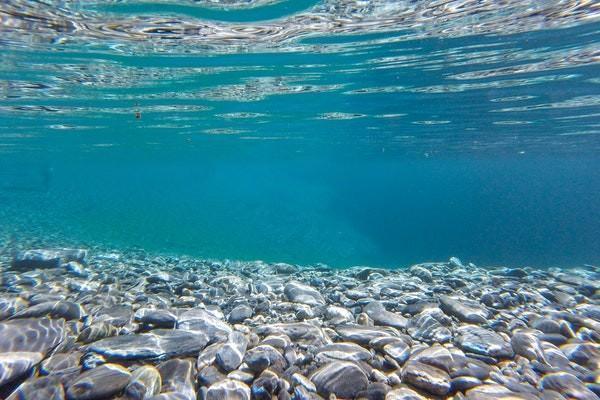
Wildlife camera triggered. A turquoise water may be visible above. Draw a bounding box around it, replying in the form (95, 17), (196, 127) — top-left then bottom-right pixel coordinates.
(0, 1), (599, 267)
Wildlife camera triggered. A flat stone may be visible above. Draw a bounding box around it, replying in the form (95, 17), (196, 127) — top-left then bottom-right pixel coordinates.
(256, 323), (327, 345)
(124, 365), (162, 400)
(86, 329), (208, 361)
(40, 352), (82, 376)
(510, 329), (547, 363)
(205, 379), (251, 400)
(228, 304), (253, 324)
(310, 361), (368, 398)
(409, 265), (432, 282)
(134, 308), (177, 328)
(12, 249), (86, 271)
(325, 306), (354, 324)
(385, 387), (428, 400)
(177, 309), (232, 343)
(407, 308), (452, 343)
(244, 345), (287, 373)
(364, 301), (408, 329)
(157, 359), (195, 400)
(335, 324), (397, 345)
(465, 384), (540, 400)
(455, 325), (514, 359)
(216, 331), (248, 372)
(439, 295), (489, 324)
(77, 322), (118, 344)
(0, 297), (27, 321)
(315, 342), (372, 363)
(540, 372), (598, 400)
(198, 366), (226, 386)
(0, 318), (66, 355)
(401, 360), (451, 396)
(284, 281), (325, 306)
(66, 364), (131, 400)
(0, 352), (43, 387)
(411, 344), (454, 372)
(382, 340), (411, 364)
(6, 375), (65, 400)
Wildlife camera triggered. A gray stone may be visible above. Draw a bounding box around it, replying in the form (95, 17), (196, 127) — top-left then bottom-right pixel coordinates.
(310, 361), (368, 398)
(256, 323), (327, 345)
(205, 379), (251, 400)
(0, 318), (66, 355)
(177, 309), (231, 343)
(385, 387), (428, 399)
(455, 325), (514, 359)
(510, 329), (547, 363)
(409, 265), (432, 282)
(157, 359), (195, 400)
(0, 352), (43, 387)
(40, 352), (82, 376)
(86, 329), (208, 361)
(244, 345), (287, 373)
(12, 249), (87, 271)
(439, 295), (489, 324)
(134, 308), (177, 328)
(124, 365), (162, 400)
(335, 324), (397, 345)
(540, 372), (598, 400)
(284, 282), (325, 306)
(77, 322), (118, 344)
(66, 364), (131, 400)
(228, 304), (253, 324)
(401, 360), (451, 396)
(364, 301), (408, 329)
(198, 366), (225, 386)
(216, 331), (248, 372)
(315, 342), (372, 363)
(7, 375), (65, 400)
(407, 308), (452, 343)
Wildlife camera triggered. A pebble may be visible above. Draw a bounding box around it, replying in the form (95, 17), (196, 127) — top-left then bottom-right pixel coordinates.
(284, 281), (325, 306)
(124, 365), (162, 400)
(66, 363), (131, 400)
(310, 361), (368, 398)
(205, 379), (251, 400)
(401, 360), (451, 396)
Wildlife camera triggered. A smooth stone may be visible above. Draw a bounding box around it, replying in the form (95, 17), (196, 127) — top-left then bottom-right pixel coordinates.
(407, 308), (452, 343)
(124, 365), (162, 400)
(196, 343), (222, 370)
(157, 359), (194, 400)
(382, 340), (411, 364)
(77, 322), (118, 344)
(0, 352), (43, 387)
(409, 265), (433, 282)
(0, 297), (27, 321)
(146, 272), (171, 284)
(325, 306), (354, 324)
(216, 331), (248, 372)
(6, 375), (65, 400)
(244, 345), (287, 373)
(531, 318), (561, 334)
(256, 323), (327, 345)
(385, 387), (428, 400)
(0, 318), (66, 355)
(205, 379), (251, 400)
(66, 364), (131, 400)
(465, 384), (539, 400)
(87, 329), (208, 361)
(251, 370), (279, 400)
(134, 308), (177, 328)
(310, 361), (368, 398)
(274, 263), (300, 274)
(411, 344), (454, 372)
(335, 324), (397, 345)
(364, 302), (408, 330)
(12, 249), (86, 270)
(228, 304), (253, 323)
(439, 295), (488, 324)
(177, 309), (231, 343)
(292, 373), (317, 392)
(511, 329), (547, 363)
(455, 325), (514, 359)
(315, 342), (372, 363)
(65, 262), (87, 278)
(540, 372), (598, 400)
(451, 376), (482, 392)
(401, 360), (451, 396)
(284, 282), (325, 306)
(198, 366), (226, 386)
(40, 352), (82, 376)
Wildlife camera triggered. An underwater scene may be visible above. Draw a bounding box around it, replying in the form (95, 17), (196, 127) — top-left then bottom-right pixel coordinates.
(0, 0), (599, 399)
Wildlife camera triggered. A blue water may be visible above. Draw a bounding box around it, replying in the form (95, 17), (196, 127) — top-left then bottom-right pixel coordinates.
(0, 1), (599, 267)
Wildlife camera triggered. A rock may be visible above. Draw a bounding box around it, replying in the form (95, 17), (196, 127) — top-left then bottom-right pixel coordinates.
(77, 322), (118, 344)
(411, 344), (454, 372)
(216, 331), (248, 372)
(284, 282), (325, 306)
(6, 375), (65, 400)
(364, 302), (408, 329)
(409, 265), (432, 282)
(65, 262), (87, 278)
(540, 372), (598, 400)
(407, 308), (452, 343)
(439, 295), (488, 324)
(86, 329), (208, 361)
(448, 257), (464, 269)
(379, 339), (411, 364)
(146, 272), (171, 284)
(66, 364), (131, 400)
(292, 373), (316, 392)
(251, 370), (279, 400)
(386, 387), (428, 399)
(177, 309), (231, 342)
(455, 325), (514, 359)
(228, 305), (253, 324)
(198, 366), (225, 386)
(124, 365), (162, 400)
(0, 352), (43, 387)
(465, 384), (539, 400)
(40, 352), (82, 376)
(325, 306), (354, 324)
(0, 297), (28, 320)
(157, 359), (195, 400)
(12, 249), (87, 271)
(0, 318), (66, 355)
(401, 360), (451, 396)
(244, 345), (287, 373)
(274, 263), (299, 274)
(315, 342), (372, 363)
(335, 324), (397, 345)
(510, 329), (547, 363)
(310, 361), (368, 398)
(205, 379), (251, 400)
(256, 323), (327, 346)
(134, 308), (177, 328)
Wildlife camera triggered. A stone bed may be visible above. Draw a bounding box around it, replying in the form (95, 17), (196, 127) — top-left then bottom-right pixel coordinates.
(0, 248), (599, 399)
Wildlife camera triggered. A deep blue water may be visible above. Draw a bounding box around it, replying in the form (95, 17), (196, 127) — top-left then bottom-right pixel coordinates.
(0, 1), (599, 267)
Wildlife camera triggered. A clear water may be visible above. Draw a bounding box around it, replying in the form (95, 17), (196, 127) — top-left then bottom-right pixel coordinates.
(0, 1), (599, 267)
